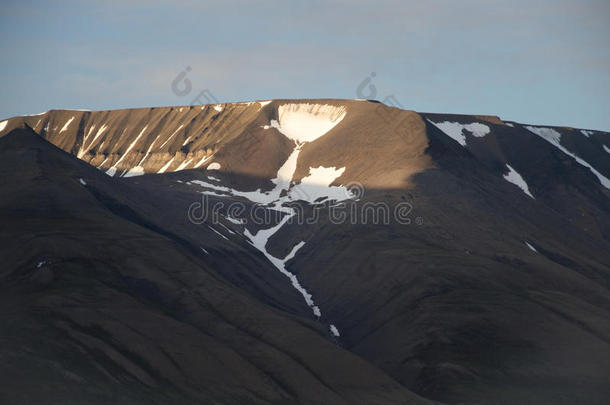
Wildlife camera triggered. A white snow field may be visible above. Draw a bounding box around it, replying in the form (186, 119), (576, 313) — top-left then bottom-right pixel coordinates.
(427, 120), (490, 146)
(525, 242), (537, 253)
(270, 103), (346, 143)
(59, 116), (75, 133)
(189, 103), (352, 335)
(503, 164), (534, 199)
(526, 126), (610, 189)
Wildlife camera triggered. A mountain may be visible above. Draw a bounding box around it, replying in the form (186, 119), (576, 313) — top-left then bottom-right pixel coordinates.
(1, 99), (610, 404)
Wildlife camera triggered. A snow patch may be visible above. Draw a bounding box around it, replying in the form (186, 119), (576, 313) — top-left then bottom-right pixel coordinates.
(214, 104), (223, 112)
(0, 120), (7, 132)
(80, 124), (109, 158)
(59, 116), (75, 133)
(78, 178), (87, 186)
(299, 166), (345, 187)
(85, 124), (96, 141)
(201, 247), (209, 254)
(193, 155), (210, 168)
(190, 161), (353, 321)
(97, 157), (109, 168)
(526, 126), (610, 189)
(465, 122), (492, 137)
(427, 120), (491, 146)
(186, 114), (355, 325)
(137, 133), (162, 167)
(105, 167), (117, 177)
(244, 222), (321, 317)
(92, 124), (109, 143)
(603, 145), (610, 155)
(284, 241), (305, 262)
(189, 158), (354, 209)
(259, 100), (272, 107)
(272, 145), (302, 192)
(108, 125), (148, 176)
(503, 164), (534, 199)
(219, 223), (236, 235)
(330, 325), (340, 337)
(208, 225), (229, 240)
(182, 135), (193, 146)
(581, 130), (594, 137)
(189, 179), (280, 205)
(270, 103), (346, 142)
(289, 166), (350, 203)
(175, 157), (194, 171)
(123, 166), (145, 177)
(158, 155), (176, 173)
(159, 124), (184, 149)
(226, 216), (244, 225)
(525, 242), (537, 253)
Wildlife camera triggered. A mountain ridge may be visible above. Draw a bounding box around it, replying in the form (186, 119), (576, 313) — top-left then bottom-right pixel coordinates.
(1, 99), (610, 403)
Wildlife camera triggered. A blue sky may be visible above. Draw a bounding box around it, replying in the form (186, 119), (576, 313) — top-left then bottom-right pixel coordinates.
(1, 0), (609, 130)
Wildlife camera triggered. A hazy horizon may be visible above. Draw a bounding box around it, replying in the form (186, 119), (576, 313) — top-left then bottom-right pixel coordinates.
(1, 0), (609, 131)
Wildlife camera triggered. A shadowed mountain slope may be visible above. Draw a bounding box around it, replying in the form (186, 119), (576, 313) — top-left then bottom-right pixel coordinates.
(0, 126), (428, 405)
(1, 99), (610, 404)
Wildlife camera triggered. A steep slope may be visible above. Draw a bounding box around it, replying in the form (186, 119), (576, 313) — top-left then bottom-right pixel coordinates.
(0, 126), (429, 405)
(0, 100), (434, 189)
(1, 99), (610, 404)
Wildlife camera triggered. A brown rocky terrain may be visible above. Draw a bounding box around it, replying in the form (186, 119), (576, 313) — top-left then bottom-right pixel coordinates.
(1, 99), (609, 404)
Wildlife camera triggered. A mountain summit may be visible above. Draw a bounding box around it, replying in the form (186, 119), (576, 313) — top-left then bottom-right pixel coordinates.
(1, 99), (610, 404)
